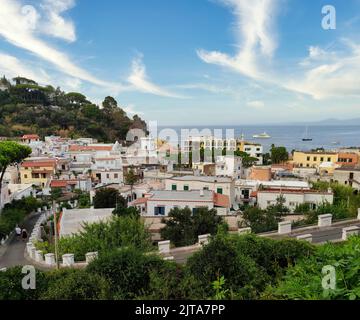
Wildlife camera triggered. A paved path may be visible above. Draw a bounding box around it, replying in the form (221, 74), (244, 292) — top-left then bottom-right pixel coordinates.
(0, 212), (41, 269)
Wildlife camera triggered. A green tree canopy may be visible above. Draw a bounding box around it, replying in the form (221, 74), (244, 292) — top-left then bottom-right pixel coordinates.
(270, 144), (289, 164)
(93, 188), (125, 209)
(160, 207), (223, 247)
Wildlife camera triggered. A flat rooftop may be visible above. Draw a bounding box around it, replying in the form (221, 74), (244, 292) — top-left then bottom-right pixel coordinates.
(149, 190), (214, 201)
(168, 175), (232, 183)
(59, 208), (114, 237)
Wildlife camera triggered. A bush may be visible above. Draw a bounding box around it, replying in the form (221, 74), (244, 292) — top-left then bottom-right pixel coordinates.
(87, 247), (166, 299)
(267, 236), (360, 300)
(36, 215), (153, 261)
(160, 207), (223, 247)
(40, 269), (110, 300)
(0, 266), (48, 300)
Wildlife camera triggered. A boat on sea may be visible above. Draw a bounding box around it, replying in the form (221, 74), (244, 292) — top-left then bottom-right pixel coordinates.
(302, 126), (312, 142)
(331, 141), (340, 145)
(253, 132), (271, 139)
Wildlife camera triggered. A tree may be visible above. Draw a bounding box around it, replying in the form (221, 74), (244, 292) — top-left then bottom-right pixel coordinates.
(124, 167), (139, 202)
(160, 207), (223, 247)
(102, 96), (118, 110)
(0, 141), (31, 204)
(270, 144), (289, 164)
(235, 150), (258, 168)
(93, 188), (124, 209)
(87, 247), (166, 299)
(40, 269), (110, 300)
(240, 206), (282, 234)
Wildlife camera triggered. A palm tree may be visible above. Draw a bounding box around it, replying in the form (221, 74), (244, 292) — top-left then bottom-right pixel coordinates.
(124, 167), (139, 202)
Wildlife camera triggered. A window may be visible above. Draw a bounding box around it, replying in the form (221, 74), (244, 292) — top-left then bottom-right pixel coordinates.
(307, 157), (310, 161)
(203, 186), (209, 190)
(106, 174), (110, 179)
(328, 157), (331, 162)
(184, 185), (189, 191)
(154, 206), (165, 216)
(114, 174), (118, 179)
(24, 174), (28, 179)
(217, 188), (223, 194)
(171, 184), (177, 191)
(320, 157), (324, 162)
(313, 157), (317, 161)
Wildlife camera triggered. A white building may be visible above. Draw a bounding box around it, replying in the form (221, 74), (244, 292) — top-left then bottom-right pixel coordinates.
(59, 207), (114, 237)
(257, 189), (334, 212)
(242, 142), (263, 165)
(131, 190), (230, 216)
(215, 156), (244, 179)
(235, 179), (310, 205)
(165, 175), (236, 208)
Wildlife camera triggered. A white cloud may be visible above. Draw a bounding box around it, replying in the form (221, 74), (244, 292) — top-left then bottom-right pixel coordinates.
(0, 52), (50, 84)
(128, 56), (185, 98)
(247, 100), (265, 108)
(123, 104), (144, 116)
(40, 0), (77, 42)
(0, 0), (123, 90)
(286, 40), (360, 99)
(197, 0), (279, 80)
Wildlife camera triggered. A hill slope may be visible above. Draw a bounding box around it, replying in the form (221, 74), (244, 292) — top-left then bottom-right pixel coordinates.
(0, 76), (147, 142)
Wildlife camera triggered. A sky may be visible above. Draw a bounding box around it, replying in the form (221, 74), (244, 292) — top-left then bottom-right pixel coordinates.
(0, 0), (360, 126)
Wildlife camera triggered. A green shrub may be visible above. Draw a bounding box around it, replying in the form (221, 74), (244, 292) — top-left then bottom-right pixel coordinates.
(87, 247), (166, 299)
(40, 269), (110, 300)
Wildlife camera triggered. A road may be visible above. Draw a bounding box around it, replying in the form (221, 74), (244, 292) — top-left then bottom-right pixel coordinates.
(291, 222), (360, 244)
(0, 212), (41, 269)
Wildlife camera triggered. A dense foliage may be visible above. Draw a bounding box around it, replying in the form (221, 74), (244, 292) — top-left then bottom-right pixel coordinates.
(35, 215), (152, 261)
(1, 233), (319, 300)
(160, 207), (224, 247)
(240, 196), (289, 233)
(266, 236), (360, 300)
(0, 77), (146, 141)
(93, 188), (126, 209)
(0, 197), (45, 239)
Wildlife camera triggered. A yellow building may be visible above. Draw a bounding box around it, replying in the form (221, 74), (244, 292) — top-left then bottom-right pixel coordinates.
(20, 159), (57, 187)
(292, 151), (338, 168)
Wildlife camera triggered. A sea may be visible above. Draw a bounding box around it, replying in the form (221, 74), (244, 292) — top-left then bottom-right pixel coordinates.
(157, 125), (360, 153)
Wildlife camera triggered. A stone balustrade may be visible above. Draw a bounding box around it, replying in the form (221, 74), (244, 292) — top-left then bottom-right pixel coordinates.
(318, 214), (332, 227)
(278, 221), (292, 234)
(62, 254), (75, 267)
(45, 253), (56, 266)
(238, 227), (252, 235)
(198, 234), (210, 246)
(158, 240), (170, 254)
(342, 226), (360, 241)
(85, 252), (98, 264)
(296, 234), (313, 243)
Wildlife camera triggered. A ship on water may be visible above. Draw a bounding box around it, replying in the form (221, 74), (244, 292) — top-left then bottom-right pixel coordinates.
(253, 132), (271, 139)
(302, 126), (313, 141)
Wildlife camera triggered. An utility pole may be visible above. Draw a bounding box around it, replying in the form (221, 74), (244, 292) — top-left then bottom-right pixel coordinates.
(53, 200), (60, 269)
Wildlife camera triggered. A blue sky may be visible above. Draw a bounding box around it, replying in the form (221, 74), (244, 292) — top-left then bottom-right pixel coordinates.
(0, 0), (360, 125)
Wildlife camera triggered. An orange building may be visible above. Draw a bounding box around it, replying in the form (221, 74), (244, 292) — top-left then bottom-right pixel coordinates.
(337, 153), (359, 167)
(248, 166), (272, 181)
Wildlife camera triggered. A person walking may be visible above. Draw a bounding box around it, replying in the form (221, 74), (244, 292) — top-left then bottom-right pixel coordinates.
(21, 228), (28, 242)
(15, 225), (22, 240)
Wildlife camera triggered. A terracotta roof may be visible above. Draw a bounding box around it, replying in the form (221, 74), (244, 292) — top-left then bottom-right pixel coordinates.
(69, 145), (113, 152)
(258, 188), (332, 195)
(31, 170), (53, 174)
(95, 157), (117, 161)
(213, 192), (230, 208)
(131, 197), (148, 205)
(22, 160), (56, 168)
(51, 180), (80, 188)
(51, 181), (67, 188)
(22, 134), (40, 140)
